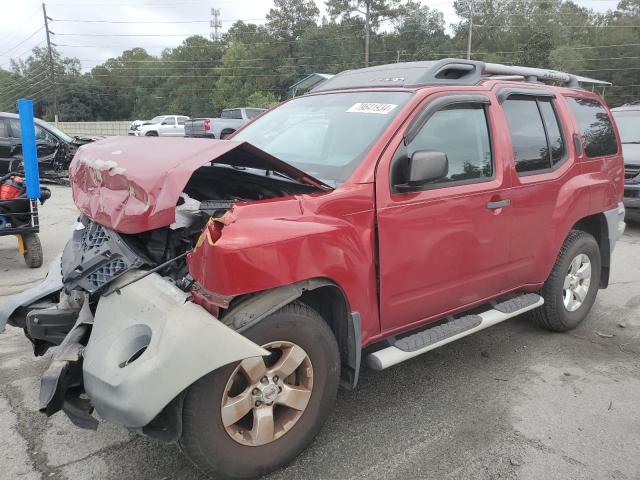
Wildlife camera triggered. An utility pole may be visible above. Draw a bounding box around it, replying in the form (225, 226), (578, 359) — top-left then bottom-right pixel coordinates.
(466, 0), (474, 60)
(210, 8), (222, 42)
(364, 0), (370, 67)
(42, 3), (58, 124)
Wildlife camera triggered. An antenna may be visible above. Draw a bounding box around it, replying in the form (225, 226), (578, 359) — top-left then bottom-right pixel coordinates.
(210, 8), (222, 42)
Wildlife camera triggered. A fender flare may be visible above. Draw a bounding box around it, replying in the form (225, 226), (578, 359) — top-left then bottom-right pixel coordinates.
(222, 278), (362, 389)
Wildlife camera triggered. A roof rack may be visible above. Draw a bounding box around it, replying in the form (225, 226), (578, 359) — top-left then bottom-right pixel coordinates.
(310, 58), (611, 93)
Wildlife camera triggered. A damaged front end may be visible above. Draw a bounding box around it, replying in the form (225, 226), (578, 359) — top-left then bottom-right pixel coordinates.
(0, 137), (329, 437)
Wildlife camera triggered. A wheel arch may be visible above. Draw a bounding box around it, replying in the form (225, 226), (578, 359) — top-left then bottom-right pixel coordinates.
(571, 212), (610, 287)
(221, 277), (362, 390)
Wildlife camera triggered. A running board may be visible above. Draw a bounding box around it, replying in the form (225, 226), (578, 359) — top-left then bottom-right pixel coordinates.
(367, 294), (544, 370)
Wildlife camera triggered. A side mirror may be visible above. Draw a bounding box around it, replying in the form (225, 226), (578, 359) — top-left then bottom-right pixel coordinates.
(397, 150), (449, 192)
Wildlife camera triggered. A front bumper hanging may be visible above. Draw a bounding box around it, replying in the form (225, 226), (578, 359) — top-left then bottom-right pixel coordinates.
(40, 270), (267, 429)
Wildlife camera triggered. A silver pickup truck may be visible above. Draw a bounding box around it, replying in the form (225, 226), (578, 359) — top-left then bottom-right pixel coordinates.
(184, 108), (265, 139)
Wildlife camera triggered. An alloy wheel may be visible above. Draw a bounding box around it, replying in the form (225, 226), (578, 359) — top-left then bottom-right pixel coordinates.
(220, 341), (314, 446)
(563, 253), (591, 312)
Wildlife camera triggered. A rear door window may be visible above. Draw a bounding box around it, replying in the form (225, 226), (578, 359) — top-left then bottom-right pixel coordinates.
(567, 97), (617, 157)
(503, 96), (566, 174)
(503, 98), (550, 173)
(222, 109), (242, 120)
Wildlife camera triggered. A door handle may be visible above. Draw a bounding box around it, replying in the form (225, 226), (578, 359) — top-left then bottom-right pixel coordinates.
(486, 199), (510, 210)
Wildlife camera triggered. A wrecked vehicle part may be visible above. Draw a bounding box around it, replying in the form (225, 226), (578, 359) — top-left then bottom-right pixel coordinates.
(82, 271), (267, 428)
(39, 299), (97, 430)
(61, 216), (147, 294)
(186, 182), (381, 343)
(0, 254), (63, 333)
(69, 137), (330, 234)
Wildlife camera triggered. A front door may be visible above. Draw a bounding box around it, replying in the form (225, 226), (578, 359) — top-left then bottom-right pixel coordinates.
(159, 116), (178, 136)
(376, 93), (513, 333)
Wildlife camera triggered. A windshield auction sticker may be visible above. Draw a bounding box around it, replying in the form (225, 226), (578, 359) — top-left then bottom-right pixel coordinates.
(347, 103), (398, 114)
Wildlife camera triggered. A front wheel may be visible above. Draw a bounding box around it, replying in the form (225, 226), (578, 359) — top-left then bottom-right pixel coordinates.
(180, 302), (340, 479)
(532, 230), (601, 332)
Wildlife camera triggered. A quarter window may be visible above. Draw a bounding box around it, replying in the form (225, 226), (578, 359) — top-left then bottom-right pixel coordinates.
(567, 97), (617, 157)
(404, 103), (493, 185)
(503, 96), (566, 174)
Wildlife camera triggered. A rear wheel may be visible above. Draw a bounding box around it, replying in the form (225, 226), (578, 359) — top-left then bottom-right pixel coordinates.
(145, 131), (158, 136)
(22, 233), (43, 268)
(532, 230), (601, 332)
(180, 302), (340, 479)
(220, 129), (235, 139)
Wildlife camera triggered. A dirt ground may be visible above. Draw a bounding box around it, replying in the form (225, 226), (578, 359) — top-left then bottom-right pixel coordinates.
(1, 185), (639, 480)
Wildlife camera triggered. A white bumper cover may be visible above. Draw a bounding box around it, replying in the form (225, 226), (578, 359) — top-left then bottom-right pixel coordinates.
(83, 271), (268, 428)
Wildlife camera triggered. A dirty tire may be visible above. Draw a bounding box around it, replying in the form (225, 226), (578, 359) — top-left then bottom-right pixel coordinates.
(22, 234), (43, 268)
(180, 301), (340, 479)
(145, 131), (158, 136)
(531, 230), (601, 332)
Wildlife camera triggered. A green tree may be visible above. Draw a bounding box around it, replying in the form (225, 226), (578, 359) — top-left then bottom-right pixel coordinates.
(326, 0), (407, 66)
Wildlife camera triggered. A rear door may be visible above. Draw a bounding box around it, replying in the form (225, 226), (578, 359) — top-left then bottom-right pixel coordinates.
(498, 90), (585, 287)
(376, 93), (514, 333)
(176, 116), (189, 136)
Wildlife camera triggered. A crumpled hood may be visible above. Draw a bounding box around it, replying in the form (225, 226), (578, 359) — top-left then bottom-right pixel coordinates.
(69, 136), (331, 234)
(622, 143), (640, 166)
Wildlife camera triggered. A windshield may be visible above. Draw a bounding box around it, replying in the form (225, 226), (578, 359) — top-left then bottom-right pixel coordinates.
(613, 110), (640, 144)
(41, 121), (73, 143)
(149, 116), (165, 124)
(233, 91), (412, 184)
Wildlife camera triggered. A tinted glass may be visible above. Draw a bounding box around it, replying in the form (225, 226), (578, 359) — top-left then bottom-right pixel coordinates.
(222, 109), (242, 119)
(234, 91), (411, 185)
(246, 108), (265, 118)
(407, 103), (492, 183)
(0, 120), (7, 138)
(177, 117), (187, 125)
(503, 98), (550, 173)
(567, 97), (617, 157)
(538, 99), (565, 165)
(612, 110), (640, 144)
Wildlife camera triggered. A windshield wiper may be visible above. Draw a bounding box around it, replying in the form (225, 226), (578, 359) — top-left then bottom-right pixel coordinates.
(265, 169), (305, 185)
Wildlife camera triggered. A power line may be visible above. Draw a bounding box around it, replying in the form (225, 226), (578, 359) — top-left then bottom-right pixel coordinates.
(0, 27), (45, 57)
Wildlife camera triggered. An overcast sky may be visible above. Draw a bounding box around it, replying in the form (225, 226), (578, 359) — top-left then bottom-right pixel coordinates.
(0, 0), (622, 72)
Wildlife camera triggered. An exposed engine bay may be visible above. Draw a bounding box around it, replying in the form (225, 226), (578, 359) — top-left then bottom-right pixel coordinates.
(62, 165), (319, 295)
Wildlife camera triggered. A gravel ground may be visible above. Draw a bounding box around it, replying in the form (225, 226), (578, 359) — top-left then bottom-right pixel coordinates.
(1, 185), (639, 480)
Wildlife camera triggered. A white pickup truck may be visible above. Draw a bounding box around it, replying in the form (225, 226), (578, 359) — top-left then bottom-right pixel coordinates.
(128, 115), (190, 137)
(184, 108), (265, 139)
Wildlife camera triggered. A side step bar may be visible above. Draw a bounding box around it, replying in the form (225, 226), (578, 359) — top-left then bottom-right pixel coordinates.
(367, 293), (544, 370)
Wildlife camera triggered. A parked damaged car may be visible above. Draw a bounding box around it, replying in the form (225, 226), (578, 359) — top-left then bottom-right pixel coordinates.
(0, 112), (101, 183)
(0, 59), (626, 479)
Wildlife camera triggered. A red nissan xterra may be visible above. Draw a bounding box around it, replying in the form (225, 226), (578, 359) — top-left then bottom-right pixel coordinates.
(0, 59), (626, 479)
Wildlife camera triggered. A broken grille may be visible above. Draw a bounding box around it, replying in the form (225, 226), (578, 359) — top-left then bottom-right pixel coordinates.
(86, 259), (128, 290)
(81, 222), (109, 251)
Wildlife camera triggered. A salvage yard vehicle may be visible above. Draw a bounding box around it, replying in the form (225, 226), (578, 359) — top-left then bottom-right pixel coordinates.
(611, 102), (640, 221)
(0, 59), (626, 479)
(184, 107), (266, 139)
(0, 112), (100, 183)
(128, 114), (190, 136)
